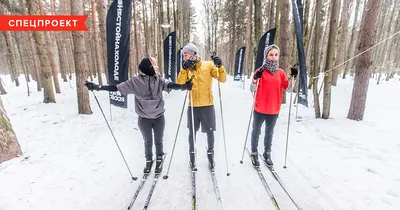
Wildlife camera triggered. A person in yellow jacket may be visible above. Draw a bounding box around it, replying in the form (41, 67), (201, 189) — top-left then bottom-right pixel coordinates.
(176, 42), (226, 170)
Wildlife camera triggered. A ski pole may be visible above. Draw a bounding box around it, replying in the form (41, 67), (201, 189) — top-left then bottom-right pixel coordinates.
(163, 76), (194, 179)
(162, 93), (187, 179)
(283, 77), (296, 169)
(211, 53), (231, 176)
(217, 80), (230, 176)
(91, 91), (138, 181)
(240, 79), (260, 163)
(190, 82), (197, 171)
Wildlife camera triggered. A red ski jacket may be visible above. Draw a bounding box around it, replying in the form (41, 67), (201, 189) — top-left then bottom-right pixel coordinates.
(253, 68), (289, 114)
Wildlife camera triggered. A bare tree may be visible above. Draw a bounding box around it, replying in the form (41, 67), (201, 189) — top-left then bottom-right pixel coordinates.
(91, 0), (103, 85)
(71, 0), (92, 114)
(254, 0), (263, 62)
(3, 31), (19, 86)
(269, 0), (276, 29)
(322, 0), (340, 119)
(133, 1), (140, 76)
(332, 0), (349, 86)
(28, 0), (56, 103)
(29, 34), (42, 91)
(96, 0), (108, 82)
(0, 96), (22, 163)
(343, 0), (361, 78)
(37, 0), (61, 94)
(244, 0), (253, 78)
(347, 0), (381, 120)
(313, 0), (322, 118)
(274, 0), (280, 44)
(279, 0), (290, 103)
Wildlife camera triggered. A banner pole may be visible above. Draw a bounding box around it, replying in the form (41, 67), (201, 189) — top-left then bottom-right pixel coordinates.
(109, 99), (112, 121)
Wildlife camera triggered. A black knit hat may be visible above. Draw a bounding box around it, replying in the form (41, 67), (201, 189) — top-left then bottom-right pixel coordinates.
(139, 58), (155, 76)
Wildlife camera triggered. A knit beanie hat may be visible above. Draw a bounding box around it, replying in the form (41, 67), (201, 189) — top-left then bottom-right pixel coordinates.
(263, 44), (280, 60)
(139, 57), (155, 76)
(182, 43), (198, 56)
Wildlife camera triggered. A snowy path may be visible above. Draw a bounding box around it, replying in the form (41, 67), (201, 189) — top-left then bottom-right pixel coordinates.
(1, 74), (399, 210)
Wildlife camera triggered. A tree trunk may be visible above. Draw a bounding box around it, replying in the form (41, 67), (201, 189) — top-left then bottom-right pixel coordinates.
(306, 5), (316, 89)
(142, 0), (149, 56)
(56, 0), (69, 82)
(96, 0), (108, 82)
(214, 0), (219, 53)
(313, 0), (322, 118)
(332, 0), (349, 86)
(322, 0), (340, 119)
(71, 0), (92, 114)
(318, 2), (332, 72)
(157, 0), (164, 76)
(279, 0), (290, 104)
(370, 0), (389, 76)
(129, 3), (135, 78)
(343, 0), (361, 79)
(66, 32), (76, 79)
(388, 3), (400, 70)
(173, 0), (177, 31)
(0, 77), (7, 95)
(229, 0), (238, 76)
(303, 0), (310, 49)
(269, 0), (275, 29)
(347, 0), (381, 121)
(4, 32), (20, 86)
(57, 35), (69, 82)
(91, 0), (103, 85)
(14, 33), (31, 96)
(375, 0), (398, 81)
(244, 0), (253, 79)
(0, 96), (22, 163)
(133, 1), (140, 76)
(28, 0), (56, 103)
(18, 0), (32, 83)
(37, 0), (61, 94)
(29, 34), (42, 91)
(274, 0), (280, 44)
(45, 32), (61, 93)
(167, 0), (171, 33)
(254, 0), (263, 61)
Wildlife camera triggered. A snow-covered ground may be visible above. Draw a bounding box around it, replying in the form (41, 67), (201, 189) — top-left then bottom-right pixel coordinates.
(0, 73), (399, 210)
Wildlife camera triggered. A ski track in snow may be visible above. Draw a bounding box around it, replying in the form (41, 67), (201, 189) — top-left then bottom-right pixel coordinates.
(0, 74), (399, 210)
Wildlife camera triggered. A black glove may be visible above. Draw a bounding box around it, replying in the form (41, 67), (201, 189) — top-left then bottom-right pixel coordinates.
(290, 67), (298, 78)
(182, 60), (197, 70)
(253, 69), (264, 80)
(212, 56), (222, 67)
(182, 80), (193, 90)
(85, 81), (99, 91)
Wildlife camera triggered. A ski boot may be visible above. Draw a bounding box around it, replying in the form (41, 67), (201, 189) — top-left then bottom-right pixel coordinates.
(263, 152), (273, 167)
(251, 152), (260, 167)
(143, 159), (153, 174)
(189, 152), (196, 171)
(154, 154), (164, 174)
(207, 150), (215, 171)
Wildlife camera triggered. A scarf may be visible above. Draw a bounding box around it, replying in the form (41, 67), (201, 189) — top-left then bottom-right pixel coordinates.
(261, 59), (279, 75)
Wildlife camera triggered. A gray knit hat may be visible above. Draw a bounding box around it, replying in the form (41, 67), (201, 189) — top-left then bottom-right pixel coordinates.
(182, 43), (198, 56)
(264, 44), (280, 59)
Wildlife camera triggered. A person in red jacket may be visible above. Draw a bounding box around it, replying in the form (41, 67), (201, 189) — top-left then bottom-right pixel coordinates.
(249, 44), (298, 167)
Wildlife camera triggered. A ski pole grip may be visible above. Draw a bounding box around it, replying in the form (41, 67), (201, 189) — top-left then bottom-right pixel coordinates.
(189, 75), (195, 82)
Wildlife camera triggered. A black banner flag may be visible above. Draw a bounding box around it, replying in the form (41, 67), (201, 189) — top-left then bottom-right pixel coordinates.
(292, 0), (308, 107)
(163, 31), (176, 82)
(106, 0), (132, 108)
(255, 28), (276, 70)
(234, 47), (246, 81)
